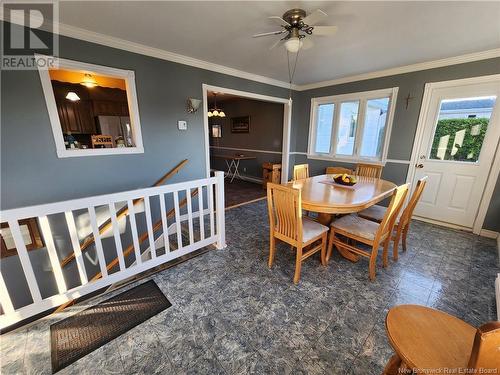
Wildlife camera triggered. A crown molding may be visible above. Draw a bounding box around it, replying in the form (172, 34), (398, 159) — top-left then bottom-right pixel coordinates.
(2, 14), (499, 92)
(0, 14), (294, 90)
(296, 48), (500, 91)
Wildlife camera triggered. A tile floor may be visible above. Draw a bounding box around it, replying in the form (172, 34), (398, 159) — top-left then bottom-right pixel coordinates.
(1, 200), (498, 374)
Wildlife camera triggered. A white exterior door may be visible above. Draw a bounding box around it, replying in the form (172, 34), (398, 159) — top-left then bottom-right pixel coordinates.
(412, 77), (500, 228)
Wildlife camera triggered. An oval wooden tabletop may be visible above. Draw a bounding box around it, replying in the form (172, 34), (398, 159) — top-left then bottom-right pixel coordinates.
(386, 305), (477, 372)
(289, 174), (397, 214)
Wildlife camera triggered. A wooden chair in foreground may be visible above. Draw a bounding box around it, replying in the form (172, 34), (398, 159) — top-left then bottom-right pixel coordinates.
(358, 176), (428, 260)
(325, 166), (354, 175)
(383, 304), (500, 375)
(293, 163), (309, 180)
(327, 183), (409, 280)
(267, 183), (328, 284)
(356, 163), (383, 178)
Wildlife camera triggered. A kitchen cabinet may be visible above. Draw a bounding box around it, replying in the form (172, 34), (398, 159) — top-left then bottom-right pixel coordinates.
(56, 99), (96, 134)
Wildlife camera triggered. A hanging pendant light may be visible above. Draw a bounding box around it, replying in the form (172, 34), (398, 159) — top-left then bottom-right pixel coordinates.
(80, 73), (98, 88)
(208, 93), (226, 118)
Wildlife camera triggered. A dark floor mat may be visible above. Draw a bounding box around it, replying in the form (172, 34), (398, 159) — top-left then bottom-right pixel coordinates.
(50, 280), (171, 373)
(225, 179), (266, 208)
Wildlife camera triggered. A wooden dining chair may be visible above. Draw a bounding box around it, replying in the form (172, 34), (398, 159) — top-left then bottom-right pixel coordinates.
(355, 163), (383, 178)
(325, 166), (354, 175)
(357, 176), (428, 260)
(267, 183), (328, 284)
(326, 183), (409, 280)
(383, 304), (500, 375)
(293, 164), (309, 181)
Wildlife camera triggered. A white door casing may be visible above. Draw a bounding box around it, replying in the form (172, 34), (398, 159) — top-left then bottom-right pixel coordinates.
(409, 76), (500, 229)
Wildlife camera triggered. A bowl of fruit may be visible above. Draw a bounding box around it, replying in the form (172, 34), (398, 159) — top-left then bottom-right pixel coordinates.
(333, 174), (357, 186)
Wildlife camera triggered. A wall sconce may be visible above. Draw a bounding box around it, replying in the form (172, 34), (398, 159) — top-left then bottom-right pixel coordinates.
(187, 98), (202, 113)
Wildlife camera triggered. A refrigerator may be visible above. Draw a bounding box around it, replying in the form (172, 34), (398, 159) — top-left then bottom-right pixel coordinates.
(96, 116), (133, 147)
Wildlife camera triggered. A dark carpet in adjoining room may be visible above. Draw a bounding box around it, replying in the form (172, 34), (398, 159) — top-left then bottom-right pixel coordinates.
(224, 179), (266, 208)
(50, 280), (171, 373)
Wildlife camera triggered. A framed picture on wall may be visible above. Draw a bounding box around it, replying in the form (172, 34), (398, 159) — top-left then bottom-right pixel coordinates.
(211, 124), (222, 138)
(231, 116), (250, 133)
(0, 218), (44, 258)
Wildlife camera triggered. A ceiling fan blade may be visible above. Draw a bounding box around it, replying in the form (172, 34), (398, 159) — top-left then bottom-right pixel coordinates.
(312, 25), (338, 36)
(252, 30), (285, 38)
(268, 15), (291, 26)
(301, 38), (314, 50)
(302, 9), (327, 26)
(269, 37), (284, 50)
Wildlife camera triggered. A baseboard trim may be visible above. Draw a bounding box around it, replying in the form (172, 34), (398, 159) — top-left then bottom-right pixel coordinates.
(479, 229), (499, 239)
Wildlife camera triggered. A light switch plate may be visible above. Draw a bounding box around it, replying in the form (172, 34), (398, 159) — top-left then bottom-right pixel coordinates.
(178, 120), (187, 130)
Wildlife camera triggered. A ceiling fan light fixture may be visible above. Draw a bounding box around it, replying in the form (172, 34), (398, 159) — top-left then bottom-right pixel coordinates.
(284, 37), (302, 53)
(219, 111), (226, 117)
(207, 111), (213, 117)
(212, 109), (219, 117)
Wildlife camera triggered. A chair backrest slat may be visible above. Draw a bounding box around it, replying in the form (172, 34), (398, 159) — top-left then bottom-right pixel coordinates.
(267, 183), (302, 242)
(399, 176), (428, 228)
(356, 163), (383, 178)
(326, 167), (353, 175)
(468, 321), (500, 369)
(293, 164), (309, 181)
(377, 184), (409, 240)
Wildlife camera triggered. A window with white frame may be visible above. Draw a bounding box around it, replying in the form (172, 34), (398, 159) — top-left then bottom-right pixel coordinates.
(308, 87), (398, 163)
(37, 55), (144, 158)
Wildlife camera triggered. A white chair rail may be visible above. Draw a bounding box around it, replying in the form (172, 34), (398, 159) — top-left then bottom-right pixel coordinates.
(0, 172), (225, 330)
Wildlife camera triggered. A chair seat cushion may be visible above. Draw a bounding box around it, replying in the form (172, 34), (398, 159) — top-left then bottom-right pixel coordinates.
(357, 204), (386, 222)
(332, 214), (380, 241)
(302, 217), (328, 243)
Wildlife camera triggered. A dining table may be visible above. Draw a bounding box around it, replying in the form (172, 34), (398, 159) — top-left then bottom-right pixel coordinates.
(288, 174), (397, 262)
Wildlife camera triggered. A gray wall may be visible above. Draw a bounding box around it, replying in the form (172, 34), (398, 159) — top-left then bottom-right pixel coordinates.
(0, 22), (290, 211)
(209, 97), (283, 179)
(290, 57), (500, 231)
(0, 22), (291, 310)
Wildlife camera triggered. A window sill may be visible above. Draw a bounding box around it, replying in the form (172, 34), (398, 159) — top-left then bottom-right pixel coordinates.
(306, 154), (385, 166)
(56, 147), (144, 158)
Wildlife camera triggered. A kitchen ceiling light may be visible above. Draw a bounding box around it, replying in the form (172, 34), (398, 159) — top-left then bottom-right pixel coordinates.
(80, 73), (98, 88)
(65, 92), (80, 101)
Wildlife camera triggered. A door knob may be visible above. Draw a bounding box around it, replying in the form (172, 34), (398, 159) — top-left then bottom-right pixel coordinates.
(416, 164), (424, 169)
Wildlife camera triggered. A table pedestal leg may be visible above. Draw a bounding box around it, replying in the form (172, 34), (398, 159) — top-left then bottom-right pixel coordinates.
(318, 213), (360, 263)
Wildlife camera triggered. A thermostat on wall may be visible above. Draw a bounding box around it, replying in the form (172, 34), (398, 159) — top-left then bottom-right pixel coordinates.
(178, 120), (187, 130)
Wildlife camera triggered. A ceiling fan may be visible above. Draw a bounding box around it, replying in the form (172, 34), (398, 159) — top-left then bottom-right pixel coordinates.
(252, 8), (338, 53)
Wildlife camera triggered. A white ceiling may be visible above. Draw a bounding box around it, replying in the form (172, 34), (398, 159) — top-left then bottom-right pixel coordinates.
(58, 1), (500, 86)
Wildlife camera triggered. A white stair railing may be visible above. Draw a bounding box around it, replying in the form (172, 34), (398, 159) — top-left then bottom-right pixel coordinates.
(0, 172), (225, 330)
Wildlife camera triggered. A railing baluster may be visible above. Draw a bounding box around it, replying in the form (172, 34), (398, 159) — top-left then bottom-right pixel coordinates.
(8, 220), (42, 303)
(173, 191), (183, 249)
(159, 193), (170, 253)
(208, 183), (215, 238)
(88, 207), (108, 277)
(186, 189), (194, 245)
(144, 196), (156, 259)
(108, 203), (126, 271)
(65, 211), (89, 285)
(198, 186), (205, 241)
(127, 200), (142, 265)
(215, 171), (226, 249)
(38, 216), (67, 294)
(0, 272), (15, 314)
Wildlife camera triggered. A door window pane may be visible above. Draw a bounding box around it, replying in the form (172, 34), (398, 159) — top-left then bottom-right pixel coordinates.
(360, 97), (389, 158)
(314, 104), (335, 153)
(336, 101), (359, 155)
(429, 96), (496, 162)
